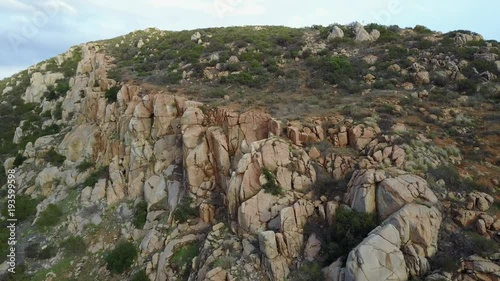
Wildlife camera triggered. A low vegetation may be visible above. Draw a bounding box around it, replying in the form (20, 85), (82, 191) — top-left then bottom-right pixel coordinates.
(82, 165), (109, 188)
(170, 242), (200, 279)
(61, 235), (87, 256)
(305, 207), (379, 265)
(105, 86), (120, 103)
(133, 201), (148, 229)
(45, 148), (66, 166)
(172, 197), (198, 223)
(105, 241), (138, 274)
(36, 204), (64, 228)
(288, 261), (325, 281)
(261, 168), (284, 195)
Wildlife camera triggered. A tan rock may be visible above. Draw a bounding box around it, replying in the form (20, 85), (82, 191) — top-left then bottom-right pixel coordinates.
(414, 71), (430, 85)
(200, 203), (215, 223)
(35, 167), (60, 197)
(344, 170), (379, 214)
(377, 174), (438, 219)
(262, 255), (289, 281)
(345, 224), (407, 281)
(206, 267), (227, 281)
(304, 234), (321, 261)
(454, 208), (482, 227)
(58, 124), (99, 162)
(259, 231), (279, 259)
(385, 204), (442, 258)
(476, 219), (487, 235)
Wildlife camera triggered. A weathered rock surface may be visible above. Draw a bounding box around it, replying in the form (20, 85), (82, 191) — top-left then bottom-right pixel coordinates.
(345, 224), (408, 281)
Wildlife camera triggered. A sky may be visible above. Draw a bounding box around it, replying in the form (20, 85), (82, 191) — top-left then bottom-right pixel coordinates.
(1, 0), (499, 79)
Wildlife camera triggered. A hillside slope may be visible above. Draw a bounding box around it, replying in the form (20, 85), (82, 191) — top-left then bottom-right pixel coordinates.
(0, 23), (499, 281)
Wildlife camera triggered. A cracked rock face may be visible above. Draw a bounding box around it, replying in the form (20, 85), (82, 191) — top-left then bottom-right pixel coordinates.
(345, 224), (408, 281)
(345, 170), (439, 220)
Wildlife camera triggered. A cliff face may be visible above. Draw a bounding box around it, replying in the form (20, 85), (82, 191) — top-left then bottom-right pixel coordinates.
(1, 24), (499, 281)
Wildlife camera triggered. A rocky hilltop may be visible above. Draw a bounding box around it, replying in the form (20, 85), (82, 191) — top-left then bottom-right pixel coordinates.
(0, 23), (499, 281)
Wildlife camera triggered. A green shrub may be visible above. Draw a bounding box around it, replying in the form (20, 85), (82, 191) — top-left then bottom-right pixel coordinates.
(25, 243), (57, 260)
(305, 208), (379, 265)
(36, 204), (63, 228)
(76, 160), (94, 172)
(13, 153), (27, 167)
(0, 195), (38, 222)
(105, 86), (120, 103)
(426, 165), (489, 193)
(45, 149), (66, 166)
(456, 79), (479, 95)
(387, 46), (409, 61)
(213, 256), (237, 270)
(25, 243), (41, 259)
(133, 201), (148, 229)
(170, 242), (200, 279)
(82, 166), (109, 187)
(44, 79), (70, 101)
(61, 236), (87, 256)
(38, 245), (58, 260)
(105, 241), (138, 274)
(413, 25), (433, 34)
(59, 48), (82, 77)
(370, 24), (402, 43)
(288, 261), (325, 281)
(306, 55), (355, 86)
(131, 270), (149, 281)
(53, 102), (63, 120)
(173, 197), (198, 223)
(261, 168), (284, 196)
(430, 254), (459, 272)
(464, 60), (500, 76)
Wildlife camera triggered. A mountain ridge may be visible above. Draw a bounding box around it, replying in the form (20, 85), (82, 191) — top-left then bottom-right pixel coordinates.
(0, 22), (499, 281)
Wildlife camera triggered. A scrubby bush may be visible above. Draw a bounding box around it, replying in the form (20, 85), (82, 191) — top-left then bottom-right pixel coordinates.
(131, 270), (149, 281)
(133, 201), (148, 229)
(173, 197), (198, 223)
(288, 261), (325, 281)
(170, 242), (200, 279)
(24, 243), (57, 260)
(426, 165), (489, 193)
(105, 86), (120, 103)
(37, 245), (58, 260)
(82, 166), (109, 188)
(13, 153), (27, 167)
(36, 204), (63, 228)
(61, 236), (87, 256)
(0, 195), (38, 222)
(464, 59), (500, 76)
(213, 256), (237, 270)
(261, 168), (284, 196)
(44, 79), (70, 101)
(377, 113), (396, 133)
(456, 79), (479, 95)
(413, 25), (433, 34)
(76, 160), (94, 172)
(53, 102), (63, 120)
(305, 208), (379, 265)
(386, 46), (409, 61)
(45, 149), (66, 166)
(306, 55), (355, 86)
(105, 241), (138, 274)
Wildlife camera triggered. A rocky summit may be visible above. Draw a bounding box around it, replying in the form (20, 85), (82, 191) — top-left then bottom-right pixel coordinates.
(0, 23), (499, 281)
